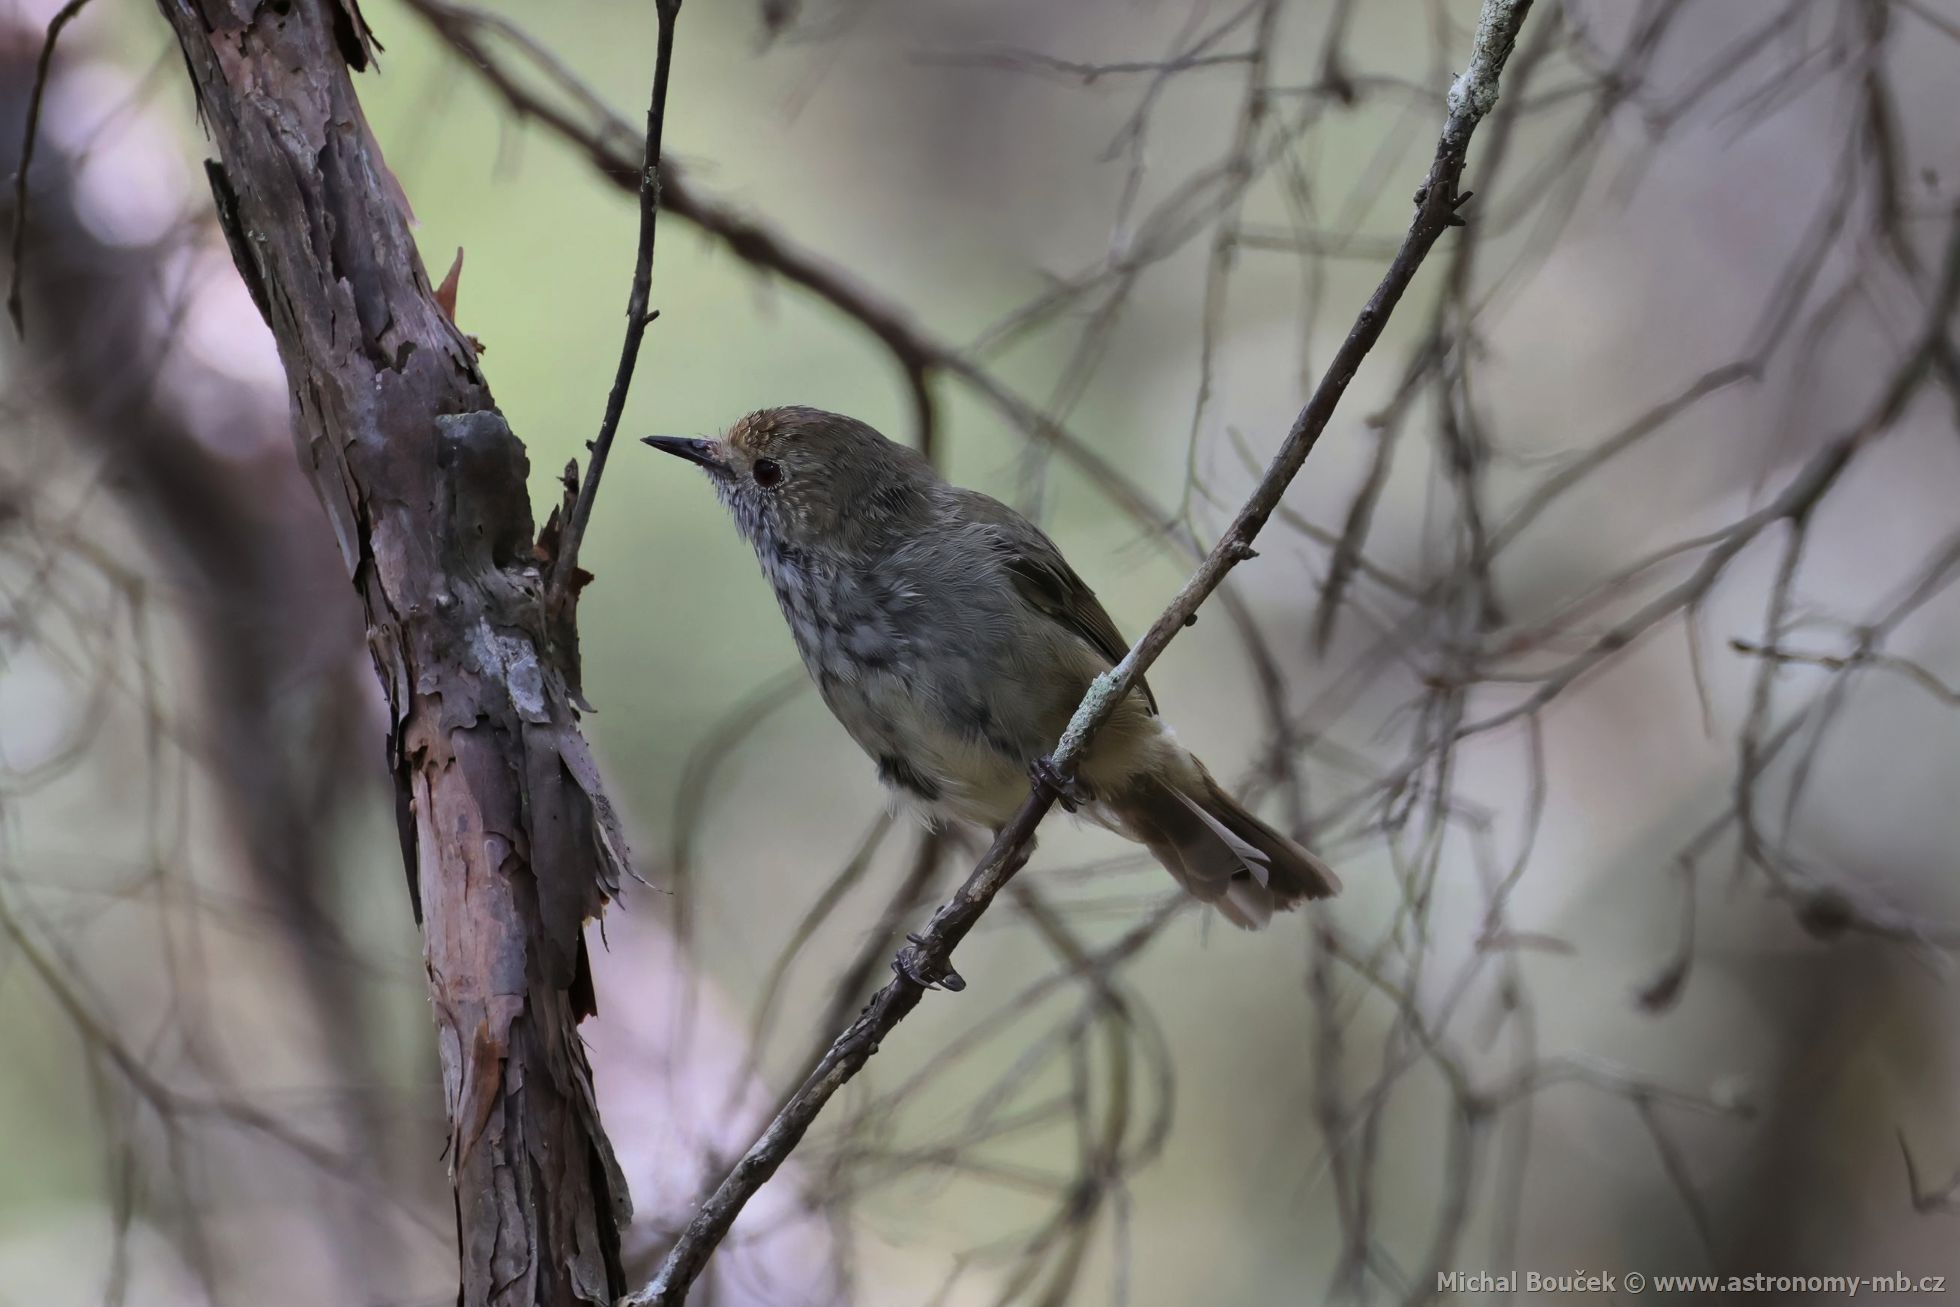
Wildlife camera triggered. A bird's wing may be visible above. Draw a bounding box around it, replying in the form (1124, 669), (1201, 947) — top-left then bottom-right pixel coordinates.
(952, 489), (1158, 714)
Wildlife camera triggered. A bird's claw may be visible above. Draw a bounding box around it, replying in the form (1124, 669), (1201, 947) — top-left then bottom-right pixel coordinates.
(894, 933), (965, 992)
(1030, 757), (1090, 813)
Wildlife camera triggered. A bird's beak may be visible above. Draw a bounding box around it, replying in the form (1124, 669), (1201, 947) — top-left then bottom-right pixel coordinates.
(641, 435), (727, 471)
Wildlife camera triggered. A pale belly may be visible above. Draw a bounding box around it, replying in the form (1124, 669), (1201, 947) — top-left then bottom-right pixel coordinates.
(762, 545), (1172, 831)
(817, 669), (1033, 829)
(816, 662), (1176, 834)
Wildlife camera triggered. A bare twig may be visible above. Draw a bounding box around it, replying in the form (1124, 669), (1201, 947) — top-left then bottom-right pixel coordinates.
(548, 0), (683, 601)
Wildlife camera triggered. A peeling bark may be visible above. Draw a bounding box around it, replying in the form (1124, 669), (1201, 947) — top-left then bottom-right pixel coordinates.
(153, 2), (633, 1301)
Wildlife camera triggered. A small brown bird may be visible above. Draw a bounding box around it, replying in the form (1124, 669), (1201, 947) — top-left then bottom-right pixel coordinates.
(645, 407), (1339, 927)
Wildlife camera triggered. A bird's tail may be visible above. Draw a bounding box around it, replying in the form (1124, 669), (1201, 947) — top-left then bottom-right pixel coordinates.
(1110, 766), (1340, 929)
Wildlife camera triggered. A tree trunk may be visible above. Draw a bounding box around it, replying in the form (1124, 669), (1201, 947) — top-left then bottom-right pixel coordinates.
(153, 2), (633, 1302)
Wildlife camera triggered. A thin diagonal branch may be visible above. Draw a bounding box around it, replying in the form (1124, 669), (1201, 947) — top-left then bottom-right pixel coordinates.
(623, 3), (1537, 1301)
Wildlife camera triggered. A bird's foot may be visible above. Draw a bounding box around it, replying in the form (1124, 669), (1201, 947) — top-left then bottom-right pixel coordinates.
(893, 933), (965, 992)
(1030, 757), (1091, 813)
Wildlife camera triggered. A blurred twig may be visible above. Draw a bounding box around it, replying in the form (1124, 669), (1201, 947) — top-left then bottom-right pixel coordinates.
(4, 0), (94, 334)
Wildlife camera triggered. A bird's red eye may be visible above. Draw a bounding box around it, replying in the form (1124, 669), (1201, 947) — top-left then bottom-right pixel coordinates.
(753, 458), (783, 488)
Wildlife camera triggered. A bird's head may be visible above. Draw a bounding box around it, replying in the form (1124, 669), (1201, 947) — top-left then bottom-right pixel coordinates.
(644, 406), (932, 554)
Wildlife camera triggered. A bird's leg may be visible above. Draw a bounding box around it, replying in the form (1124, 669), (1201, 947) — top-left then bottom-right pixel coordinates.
(893, 934), (965, 992)
(1030, 756), (1092, 813)
(889, 829), (1040, 994)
